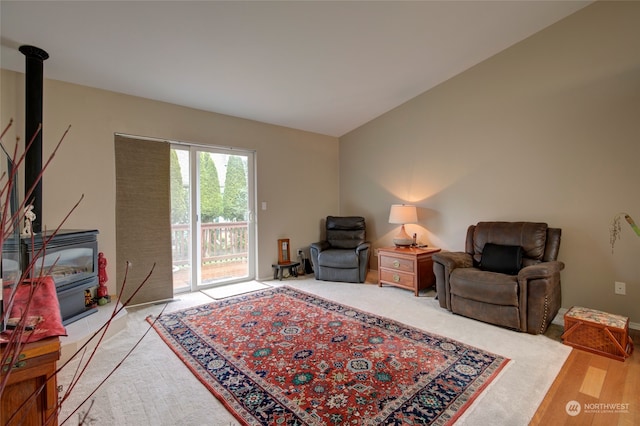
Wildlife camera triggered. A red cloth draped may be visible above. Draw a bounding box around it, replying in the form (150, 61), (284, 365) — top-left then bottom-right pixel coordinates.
(1, 276), (67, 344)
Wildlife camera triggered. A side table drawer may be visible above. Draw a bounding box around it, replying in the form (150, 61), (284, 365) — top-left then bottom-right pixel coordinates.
(380, 255), (414, 273)
(380, 269), (414, 287)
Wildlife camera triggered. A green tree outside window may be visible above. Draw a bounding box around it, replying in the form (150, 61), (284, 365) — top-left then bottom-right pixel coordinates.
(199, 152), (223, 222)
(223, 156), (247, 221)
(170, 149), (189, 224)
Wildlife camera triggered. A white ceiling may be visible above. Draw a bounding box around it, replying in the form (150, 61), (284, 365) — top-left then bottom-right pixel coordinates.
(1, 1), (591, 137)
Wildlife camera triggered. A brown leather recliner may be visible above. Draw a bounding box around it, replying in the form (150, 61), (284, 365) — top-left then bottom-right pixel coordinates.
(432, 222), (564, 334)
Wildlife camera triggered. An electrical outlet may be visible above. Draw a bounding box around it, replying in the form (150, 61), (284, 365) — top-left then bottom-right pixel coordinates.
(615, 281), (626, 295)
(297, 249), (303, 256)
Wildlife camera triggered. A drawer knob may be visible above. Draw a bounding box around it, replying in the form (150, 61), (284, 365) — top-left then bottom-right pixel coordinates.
(393, 274), (400, 282)
(393, 260), (400, 268)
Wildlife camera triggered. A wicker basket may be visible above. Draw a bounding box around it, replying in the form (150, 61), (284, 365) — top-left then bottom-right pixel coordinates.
(562, 306), (634, 361)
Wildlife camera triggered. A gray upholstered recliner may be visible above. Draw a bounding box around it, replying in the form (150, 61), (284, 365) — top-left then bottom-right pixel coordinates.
(433, 222), (564, 334)
(310, 216), (371, 283)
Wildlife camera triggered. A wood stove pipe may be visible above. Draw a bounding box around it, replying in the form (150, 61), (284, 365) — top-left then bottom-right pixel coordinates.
(19, 45), (49, 234)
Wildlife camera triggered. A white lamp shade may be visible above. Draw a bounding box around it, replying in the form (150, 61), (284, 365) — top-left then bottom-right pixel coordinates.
(388, 204), (418, 224)
(389, 204), (418, 246)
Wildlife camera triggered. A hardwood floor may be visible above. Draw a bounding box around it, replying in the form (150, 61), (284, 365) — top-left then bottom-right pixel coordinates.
(530, 327), (639, 425)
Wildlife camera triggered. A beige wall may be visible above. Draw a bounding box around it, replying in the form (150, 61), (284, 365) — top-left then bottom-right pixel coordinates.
(340, 1), (640, 323)
(1, 70), (339, 293)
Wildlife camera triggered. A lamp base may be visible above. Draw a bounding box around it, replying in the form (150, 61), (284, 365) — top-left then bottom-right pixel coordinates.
(393, 225), (414, 247)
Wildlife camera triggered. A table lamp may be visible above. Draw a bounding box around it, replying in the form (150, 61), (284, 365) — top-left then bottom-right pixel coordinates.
(389, 204), (417, 247)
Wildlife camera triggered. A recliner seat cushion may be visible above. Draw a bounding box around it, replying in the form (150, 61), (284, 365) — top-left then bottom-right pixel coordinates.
(318, 249), (359, 269)
(450, 268), (519, 306)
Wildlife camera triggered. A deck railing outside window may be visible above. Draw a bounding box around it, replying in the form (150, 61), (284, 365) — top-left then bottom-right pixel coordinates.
(171, 222), (248, 268)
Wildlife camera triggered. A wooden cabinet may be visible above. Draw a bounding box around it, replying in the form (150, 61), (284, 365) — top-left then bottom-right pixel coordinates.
(1, 337), (60, 426)
(378, 247), (441, 296)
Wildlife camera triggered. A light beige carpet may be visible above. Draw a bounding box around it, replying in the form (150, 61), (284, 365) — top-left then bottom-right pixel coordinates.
(57, 277), (570, 425)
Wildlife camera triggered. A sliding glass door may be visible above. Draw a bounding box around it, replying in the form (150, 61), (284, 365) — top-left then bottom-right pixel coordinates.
(170, 145), (255, 293)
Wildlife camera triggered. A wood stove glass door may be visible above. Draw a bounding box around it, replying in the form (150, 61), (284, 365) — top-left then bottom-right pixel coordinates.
(170, 145), (255, 293)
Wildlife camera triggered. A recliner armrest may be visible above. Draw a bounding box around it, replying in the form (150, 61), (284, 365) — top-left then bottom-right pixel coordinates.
(518, 260), (564, 334)
(355, 242), (371, 253)
(310, 241), (331, 252)
(518, 260), (565, 280)
(432, 251), (473, 310)
(432, 252), (473, 270)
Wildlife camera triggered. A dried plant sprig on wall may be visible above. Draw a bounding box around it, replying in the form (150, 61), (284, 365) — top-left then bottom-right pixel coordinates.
(610, 214), (623, 253)
(610, 212), (640, 253)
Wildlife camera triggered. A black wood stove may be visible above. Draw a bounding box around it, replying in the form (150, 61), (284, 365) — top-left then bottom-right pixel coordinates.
(3, 230), (99, 325)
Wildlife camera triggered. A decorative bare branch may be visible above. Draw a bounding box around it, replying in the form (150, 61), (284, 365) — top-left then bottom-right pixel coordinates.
(1, 119), (158, 426)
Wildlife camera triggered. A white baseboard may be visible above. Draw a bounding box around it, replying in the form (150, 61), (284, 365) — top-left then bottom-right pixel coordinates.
(552, 307), (640, 331)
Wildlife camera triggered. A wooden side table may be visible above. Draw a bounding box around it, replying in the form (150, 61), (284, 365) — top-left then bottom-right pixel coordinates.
(378, 246), (441, 296)
(1, 337), (60, 426)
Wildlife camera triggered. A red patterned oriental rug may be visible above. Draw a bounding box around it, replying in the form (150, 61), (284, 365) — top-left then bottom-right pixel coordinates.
(149, 286), (509, 425)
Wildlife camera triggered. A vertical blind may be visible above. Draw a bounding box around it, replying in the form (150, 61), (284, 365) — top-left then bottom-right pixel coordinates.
(114, 135), (173, 305)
